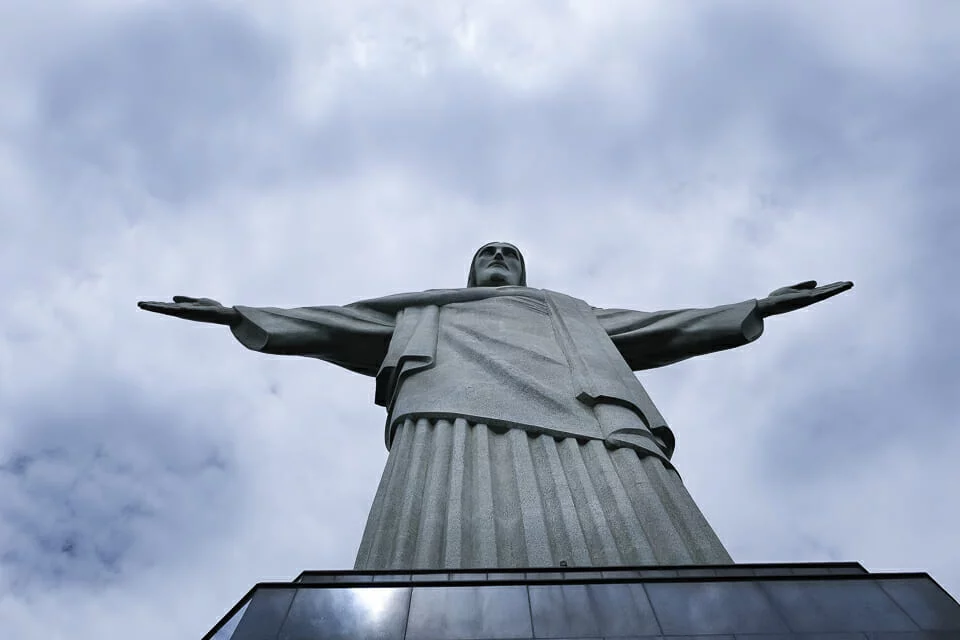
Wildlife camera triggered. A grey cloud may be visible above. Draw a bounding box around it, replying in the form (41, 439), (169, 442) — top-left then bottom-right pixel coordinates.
(284, 5), (959, 209)
(758, 307), (960, 480)
(19, 2), (958, 224)
(0, 374), (241, 588)
(27, 4), (285, 205)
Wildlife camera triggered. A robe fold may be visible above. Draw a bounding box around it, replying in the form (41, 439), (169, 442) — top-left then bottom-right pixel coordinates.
(231, 286), (763, 568)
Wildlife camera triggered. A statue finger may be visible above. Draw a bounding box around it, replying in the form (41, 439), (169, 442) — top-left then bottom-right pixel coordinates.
(820, 281), (853, 293)
(173, 295), (222, 306)
(791, 280), (818, 290)
(138, 301), (182, 315)
(812, 283), (852, 301)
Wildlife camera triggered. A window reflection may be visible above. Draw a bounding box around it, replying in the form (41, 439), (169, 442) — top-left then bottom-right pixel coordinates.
(278, 587), (410, 640)
(352, 587), (396, 621)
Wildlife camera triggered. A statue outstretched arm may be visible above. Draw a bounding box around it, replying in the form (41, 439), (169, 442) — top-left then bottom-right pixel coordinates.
(596, 300), (765, 370)
(595, 280), (852, 371)
(138, 296), (396, 377)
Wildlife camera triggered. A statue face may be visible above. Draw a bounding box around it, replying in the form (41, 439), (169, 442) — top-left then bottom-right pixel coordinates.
(472, 242), (524, 287)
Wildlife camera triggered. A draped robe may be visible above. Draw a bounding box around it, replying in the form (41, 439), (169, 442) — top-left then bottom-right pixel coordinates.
(230, 286), (764, 569)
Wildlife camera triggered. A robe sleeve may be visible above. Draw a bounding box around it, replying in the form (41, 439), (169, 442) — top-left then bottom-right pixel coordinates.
(229, 303), (396, 377)
(595, 299), (764, 371)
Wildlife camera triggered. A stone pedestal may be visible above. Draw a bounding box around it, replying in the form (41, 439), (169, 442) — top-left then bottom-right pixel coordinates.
(205, 563), (960, 639)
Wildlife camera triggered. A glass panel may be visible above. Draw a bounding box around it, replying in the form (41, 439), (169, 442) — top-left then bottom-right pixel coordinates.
(791, 566), (834, 576)
(866, 631), (959, 639)
(529, 584), (601, 638)
(450, 571), (487, 582)
(449, 571), (486, 582)
(712, 566), (758, 577)
(297, 574), (339, 583)
(599, 569), (642, 580)
(230, 588), (296, 640)
(636, 569), (678, 578)
(527, 571), (565, 582)
(277, 587), (410, 640)
(754, 566), (795, 576)
(406, 585), (532, 639)
(372, 573), (412, 583)
(530, 582), (660, 638)
(592, 582), (661, 637)
(879, 577), (960, 630)
(673, 567), (716, 577)
(645, 580), (789, 635)
(558, 571), (601, 580)
(488, 572), (525, 582)
(762, 579), (919, 633)
(827, 564), (869, 575)
(719, 634), (865, 639)
(332, 573), (375, 583)
(413, 573), (449, 582)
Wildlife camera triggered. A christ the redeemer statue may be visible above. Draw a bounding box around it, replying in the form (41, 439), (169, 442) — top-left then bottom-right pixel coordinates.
(139, 242), (852, 569)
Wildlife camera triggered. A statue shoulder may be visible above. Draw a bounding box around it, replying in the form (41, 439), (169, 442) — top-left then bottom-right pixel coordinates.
(539, 288), (592, 306)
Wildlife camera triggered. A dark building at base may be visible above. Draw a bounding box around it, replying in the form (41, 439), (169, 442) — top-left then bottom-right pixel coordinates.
(205, 562), (960, 639)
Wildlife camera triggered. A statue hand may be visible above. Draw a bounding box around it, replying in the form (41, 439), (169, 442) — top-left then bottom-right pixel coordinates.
(137, 296), (241, 326)
(757, 280), (853, 318)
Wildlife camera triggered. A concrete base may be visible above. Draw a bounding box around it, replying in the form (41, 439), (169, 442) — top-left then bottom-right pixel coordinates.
(205, 563), (960, 639)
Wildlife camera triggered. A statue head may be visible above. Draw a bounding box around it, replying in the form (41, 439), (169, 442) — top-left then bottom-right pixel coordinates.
(468, 242), (526, 287)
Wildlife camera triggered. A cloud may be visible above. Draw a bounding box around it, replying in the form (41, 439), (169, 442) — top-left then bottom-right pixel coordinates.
(0, 373), (240, 588)
(1, 1), (958, 638)
(27, 4), (285, 205)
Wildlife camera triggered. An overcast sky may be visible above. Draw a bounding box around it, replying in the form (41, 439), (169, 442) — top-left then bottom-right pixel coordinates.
(1, 1), (958, 637)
